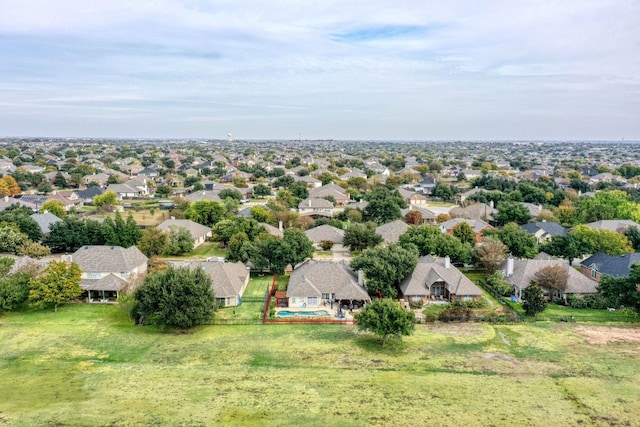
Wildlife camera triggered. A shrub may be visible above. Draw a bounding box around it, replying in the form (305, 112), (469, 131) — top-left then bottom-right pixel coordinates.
(438, 305), (473, 322)
(409, 300), (424, 309)
(320, 240), (334, 251)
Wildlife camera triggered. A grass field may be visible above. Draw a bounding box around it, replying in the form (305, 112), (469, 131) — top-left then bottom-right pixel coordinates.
(1, 304), (640, 426)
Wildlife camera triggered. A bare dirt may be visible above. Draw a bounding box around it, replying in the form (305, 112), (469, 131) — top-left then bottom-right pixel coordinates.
(575, 325), (640, 345)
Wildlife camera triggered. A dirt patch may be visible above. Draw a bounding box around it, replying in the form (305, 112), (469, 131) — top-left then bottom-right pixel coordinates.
(484, 353), (519, 366)
(576, 325), (640, 345)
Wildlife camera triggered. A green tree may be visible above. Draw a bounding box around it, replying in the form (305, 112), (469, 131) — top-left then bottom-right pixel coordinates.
(94, 190), (118, 211)
(0, 226), (29, 254)
(211, 218), (265, 247)
(226, 232), (251, 263)
(623, 226), (640, 251)
(350, 243), (418, 298)
(53, 171), (67, 188)
(343, 223), (383, 252)
(576, 190), (640, 223)
(165, 226), (195, 256)
(495, 201), (532, 226)
(488, 223), (538, 258)
(155, 185), (170, 198)
(0, 206), (43, 241)
(485, 271), (514, 297)
(29, 261), (82, 312)
(219, 188), (243, 201)
(43, 217), (91, 252)
(184, 200), (226, 227)
(137, 227), (170, 257)
(452, 222), (476, 246)
(16, 240), (51, 258)
(598, 264), (640, 311)
(253, 183), (272, 198)
(522, 284), (547, 316)
(0, 272), (31, 312)
(571, 224), (633, 256)
(539, 234), (585, 265)
(133, 266), (216, 329)
(363, 185), (406, 224)
(354, 299), (415, 346)
(283, 228), (315, 268)
(40, 199), (66, 218)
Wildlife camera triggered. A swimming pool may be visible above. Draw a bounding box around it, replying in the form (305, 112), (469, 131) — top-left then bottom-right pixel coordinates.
(277, 310), (330, 317)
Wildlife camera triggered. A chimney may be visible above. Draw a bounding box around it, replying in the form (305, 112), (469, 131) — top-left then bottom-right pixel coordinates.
(170, 216), (175, 220)
(506, 257), (514, 277)
(357, 269), (364, 286)
(3, 196), (8, 202)
(489, 200), (494, 209)
(444, 256), (451, 268)
(278, 220), (283, 231)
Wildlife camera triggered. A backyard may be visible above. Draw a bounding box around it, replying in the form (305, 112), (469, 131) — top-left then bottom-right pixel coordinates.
(1, 304), (639, 426)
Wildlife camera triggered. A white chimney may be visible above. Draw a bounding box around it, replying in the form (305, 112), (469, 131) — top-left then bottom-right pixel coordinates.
(278, 220), (283, 231)
(506, 257), (514, 277)
(489, 200), (494, 209)
(444, 256), (451, 268)
(3, 196), (8, 202)
(357, 269), (364, 286)
(170, 216), (175, 220)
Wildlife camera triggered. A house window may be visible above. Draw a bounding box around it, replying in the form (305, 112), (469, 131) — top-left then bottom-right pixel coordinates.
(307, 297), (318, 306)
(591, 268), (597, 279)
(87, 272), (101, 279)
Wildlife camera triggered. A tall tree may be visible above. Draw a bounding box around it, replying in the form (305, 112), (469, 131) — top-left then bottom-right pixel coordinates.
(495, 201), (532, 226)
(29, 261), (82, 312)
(0, 272), (31, 312)
(343, 223), (383, 252)
(133, 266), (216, 329)
(40, 199), (66, 218)
(539, 234), (585, 265)
(522, 284), (547, 316)
(533, 265), (568, 300)
(44, 217), (90, 252)
(137, 227), (170, 258)
(571, 224), (633, 256)
(184, 200), (226, 227)
(165, 226), (195, 256)
(488, 222), (538, 258)
(350, 243), (418, 298)
(473, 237), (508, 274)
(598, 264), (640, 311)
(355, 299), (415, 346)
(452, 222), (477, 246)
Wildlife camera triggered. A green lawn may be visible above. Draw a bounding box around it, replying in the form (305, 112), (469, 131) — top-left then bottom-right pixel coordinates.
(186, 242), (228, 258)
(1, 304), (640, 426)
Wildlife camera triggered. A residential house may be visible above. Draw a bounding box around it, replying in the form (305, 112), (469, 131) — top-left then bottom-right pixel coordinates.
(76, 187), (105, 205)
(449, 202), (497, 222)
(72, 245), (148, 301)
(502, 257), (598, 300)
(308, 183), (350, 206)
(398, 187), (429, 206)
(188, 260), (250, 307)
(414, 176), (437, 194)
(46, 191), (84, 211)
(286, 260), (371, 308)
(401, 206), (438, 225)
(157, 218), (212, 248)
(584, 220), (640, 233)
(294, 175), (322, 189)
(579, 252), (640, 283)
(30, 212), (62, 235)
(439, 218), (492, 243)
(185, 191), (222, 203)
(304, 224), (345, 250)
(399, 255), (483, 305)
(298, 198), (334, 217)
(520, 222), (567, 244)
(375, 220), (409, 243)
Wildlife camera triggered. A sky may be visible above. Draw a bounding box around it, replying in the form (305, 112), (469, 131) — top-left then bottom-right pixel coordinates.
(1, 0), (639, 141)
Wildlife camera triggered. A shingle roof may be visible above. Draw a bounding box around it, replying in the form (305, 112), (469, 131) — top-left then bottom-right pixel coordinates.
(580, 252), (640, 278)
(80, 274), (129, 292)
(449, 203), (496, 221)
(400, 256), (482, 297)
(585, 220), (640, 232)
(440, 218), (491, 233)
(298, 198), (334, 209)
(189, 260), (250, 298)
(72, 245), (148, 273)
(521, 222), (567, 238)
(504, 258), (598, 294)
(157, 219), (212, 241)
(30, 212), (62, 234)
(287, 261), (370, 301)
(304, 224), (344, 243)
(375, 220), (409, 243)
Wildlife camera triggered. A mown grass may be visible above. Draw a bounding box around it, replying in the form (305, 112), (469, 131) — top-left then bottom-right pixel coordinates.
(1, 305), (639, 426)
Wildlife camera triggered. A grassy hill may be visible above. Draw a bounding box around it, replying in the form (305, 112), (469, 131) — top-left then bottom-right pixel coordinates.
(1, 304), (639, 426)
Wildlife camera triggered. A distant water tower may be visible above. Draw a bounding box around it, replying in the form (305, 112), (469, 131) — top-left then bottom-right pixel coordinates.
(227, 133), (233, 143)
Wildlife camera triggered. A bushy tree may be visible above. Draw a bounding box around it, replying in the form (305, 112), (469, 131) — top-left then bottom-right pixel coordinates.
(350, 243), (418, 298)
(40, 200), (66, 218)
(399, 225), (472, 264)
(165, 226), (194, 256)
(539, 234), (585, 265)
(452, 222), (476, 246)
(133, 266), (216, 329)
(184, 200), (226, 227)
(534, 265), (568, 300)
(94, 190), (118, 211)
(485, 271), (514, 297)
(571, 224), (633, 256)
(473, 238), (508, 273)
(495, 201), (532, 226)
(363, 185), (405, 224)
(0, 226), (29, 254)
(487, 222), (538, 259)
(0, 272), (31, 312)
(253, 183), (271, 198)
(598, 264), (640, 311)
(29, 261), (82, 312)
(522, 284), (547, 316)
(343, 223), (383, 252)
(137, 227), (170, 257)
(355, 299), (415, 346)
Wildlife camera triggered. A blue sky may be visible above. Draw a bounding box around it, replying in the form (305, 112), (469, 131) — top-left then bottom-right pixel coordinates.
(1, 0), (639, 140)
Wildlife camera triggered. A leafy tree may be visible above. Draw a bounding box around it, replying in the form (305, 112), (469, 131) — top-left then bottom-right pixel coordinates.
(289, 182), (309, 201)
(432, 182), (457, 201)
(0, 206), (43, 241)
(40, 199), (66, 218)
(405, 209), (423, 225)
(576, 190), (640, 223)
(212, 218), (265, 247)
(485, 271), (514, 297)
(53, 172), (67, 188)
(598, 264), (640, 311)
(571, 224), (633, 256)
(533, 265), (568, 300)
(219, 188), (243, 201)
(283, 228), (315, 268)
(487, 223), (538, 258)
(343, 223), (383, 252)
(226, 232), (251, 263)
(398, 225), (471, 264)
(0, 226), (29, 254)
(363, 185), (406, 224)
(355, 299), (415, 346)
(539, 234), (585, 265)
(184, 200), (226, 227)
(137, 227), (170, 257)
(0, 175), (21, 196)
(155, 185), (170, 198)
(133, 266), (216, 329)
(0, 272), (31, 312)
(37, 180), (53, 194)
(94, 190), (118, 211)
(473, 237), (508, 274)
(29, 261), (82, 312)
(16, 240), (51, 258)
(44, 217), (91, 252)
(452, 222), (476, 246)
(623, 226), (640, 251)
(253, 183), (271, 198)
(165, 226), (195, 256)
(273, 175), (294, 188)
(275, 189), (299, 209)
(350, 243), (418, 298)
(495, 201), (532, 226)
(522, 284), (547, 316)
(249, 205), (275, 224)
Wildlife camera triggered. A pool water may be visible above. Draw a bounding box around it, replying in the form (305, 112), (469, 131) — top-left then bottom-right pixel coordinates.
(277, 310), (330, 317)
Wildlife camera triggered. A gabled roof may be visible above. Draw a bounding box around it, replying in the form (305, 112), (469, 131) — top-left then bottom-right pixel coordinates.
(504, 258), (598, 294)
(189, 260), (250, 298)
(80, 274), (129, 292)
(308, 183), (349, 200)
(30, 212), (62, 234)
(260, 223), (283, 238)
(298, 198), (334, 209)
(375, 220), (409, 243)
(521, 222), (567, 238)
(400, 256), (482, 297)
(72, 245), (148, 273)
(580, 252), (640, 278)
(157, 219), (212, 241)
(287, 261), (370, 301)
(449, 203), (497, 221)
(584, 220), (640, 232)
(304, 224), (344, 243)
(401, 206), (437, 220)
(440, 218), (491, 233)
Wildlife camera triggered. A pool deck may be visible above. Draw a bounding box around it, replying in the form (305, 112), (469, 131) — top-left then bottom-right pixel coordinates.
(275, 307), (357, 320)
